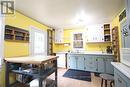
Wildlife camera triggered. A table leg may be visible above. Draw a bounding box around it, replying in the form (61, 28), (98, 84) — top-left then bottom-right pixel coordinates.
(5, 62), (10, 87)
(105, 80), (107, 87)
(101, 79), (103, 87)
(55, 60), (58, 87)
(39, 78), (43, 87)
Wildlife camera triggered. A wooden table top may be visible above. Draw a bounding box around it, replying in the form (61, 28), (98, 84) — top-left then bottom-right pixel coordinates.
(4, 55), (58, 65)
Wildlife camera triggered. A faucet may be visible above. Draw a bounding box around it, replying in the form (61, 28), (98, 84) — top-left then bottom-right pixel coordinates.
(77, 50), (79, 53)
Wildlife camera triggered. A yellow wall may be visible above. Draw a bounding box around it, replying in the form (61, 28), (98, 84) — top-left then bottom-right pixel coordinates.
(111, 9), (126, 48)
(53, 9), (125, 53)
(53, 28), (111, 52)
(0, 11), (50, 87)
(5, 11), (49, 57)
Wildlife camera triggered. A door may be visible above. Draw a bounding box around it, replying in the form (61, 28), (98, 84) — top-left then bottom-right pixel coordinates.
(30, 26), (47, 55)
(67, 55), (76, 69)
(77, 56), (84, 71)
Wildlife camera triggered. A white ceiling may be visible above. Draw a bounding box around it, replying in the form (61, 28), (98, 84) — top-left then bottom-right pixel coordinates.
(15, 0), (125, 29)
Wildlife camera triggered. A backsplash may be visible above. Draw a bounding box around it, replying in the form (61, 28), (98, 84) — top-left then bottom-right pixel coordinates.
(53, 43), (111, 53)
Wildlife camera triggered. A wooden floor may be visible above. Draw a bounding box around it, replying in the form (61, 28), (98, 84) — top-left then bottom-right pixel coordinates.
(0, 68), (111, 87)
(49, 68), (102, 87)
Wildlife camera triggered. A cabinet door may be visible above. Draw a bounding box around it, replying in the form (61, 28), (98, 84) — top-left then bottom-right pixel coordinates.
(121, 19), (130, 48)
(125, 35), (130, 48)
(67, 56), (76, 69)
(85, 56), (98, 72)
(95, 25), (104, 42)
(97, 57), (105, 73)
(55, 29), (63, 43)
(115, 72), (127, 87)
(77, 56), (84, 71)
(86, 25), (104, 42)
(105, 58), (114, 74)
(126, 0), (130, 28)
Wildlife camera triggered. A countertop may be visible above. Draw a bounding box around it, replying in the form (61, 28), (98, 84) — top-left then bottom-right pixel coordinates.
(55, 51), (114, 56)
(67, 52), (114, 56)
(55, 52), (68, 54)
(111, 62), (130, 79)
(4, 55), (58, 65)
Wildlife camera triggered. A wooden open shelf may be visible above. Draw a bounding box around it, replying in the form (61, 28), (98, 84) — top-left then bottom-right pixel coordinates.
(104, 24), (111, 42)
(47, 29), (53, 55)
(5, 25), (29, 42)
(112, 26), (120, 62)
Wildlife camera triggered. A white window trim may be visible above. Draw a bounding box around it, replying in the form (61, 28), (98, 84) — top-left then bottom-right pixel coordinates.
(71, 32), (85, 50)
(0, 15), (5, 69)
(29, 26), (47, 56)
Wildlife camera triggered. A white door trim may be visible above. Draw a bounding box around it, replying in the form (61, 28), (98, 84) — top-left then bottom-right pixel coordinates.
(0, 15), (5, 69)
(29, 26), (47, 56)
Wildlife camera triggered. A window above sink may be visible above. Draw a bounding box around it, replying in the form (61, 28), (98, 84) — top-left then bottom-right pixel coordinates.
(72, 32), (85, 50)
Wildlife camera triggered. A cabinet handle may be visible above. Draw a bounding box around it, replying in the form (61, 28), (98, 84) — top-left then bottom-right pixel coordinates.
(129, 25), (130, 30)
(118, 78), (122, 83)
(96, 69), (98, 71)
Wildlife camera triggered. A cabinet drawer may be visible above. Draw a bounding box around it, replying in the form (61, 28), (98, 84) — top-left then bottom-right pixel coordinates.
(114, 68), (130, 87)
(115, 72), (127, 87)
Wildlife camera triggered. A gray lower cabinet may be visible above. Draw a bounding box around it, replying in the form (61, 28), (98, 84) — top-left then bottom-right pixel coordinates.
(84, 56), (98, 72)
(105, 58), (114, 74)
(67, 54), (114, 74)
(67, 55), (84, 70)
(76, 56), (85, 71)
(97, 56), (105, 73)
(114, 68), (130, 87)
(67, 55), (76, 69)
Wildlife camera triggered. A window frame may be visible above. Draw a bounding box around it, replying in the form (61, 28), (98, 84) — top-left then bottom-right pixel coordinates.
(72, 32), (85, 50)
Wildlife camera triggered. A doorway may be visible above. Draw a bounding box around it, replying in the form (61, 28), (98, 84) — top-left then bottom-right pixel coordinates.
(29, 26), (47, 56)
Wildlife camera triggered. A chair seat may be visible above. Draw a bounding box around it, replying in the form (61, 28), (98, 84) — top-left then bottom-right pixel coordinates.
(100, 74), (114, 81)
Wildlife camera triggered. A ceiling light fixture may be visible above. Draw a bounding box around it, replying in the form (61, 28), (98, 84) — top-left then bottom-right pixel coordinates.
(72, 10), (93, 25)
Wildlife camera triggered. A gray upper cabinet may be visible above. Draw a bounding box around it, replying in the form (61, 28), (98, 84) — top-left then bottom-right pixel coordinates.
(126, 0), (130, 27)
(120, 20), (130, 48)
(122, 0), (130, 48)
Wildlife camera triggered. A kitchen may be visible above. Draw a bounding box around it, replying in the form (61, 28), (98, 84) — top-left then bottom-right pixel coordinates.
(0, 0), (130, 87)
